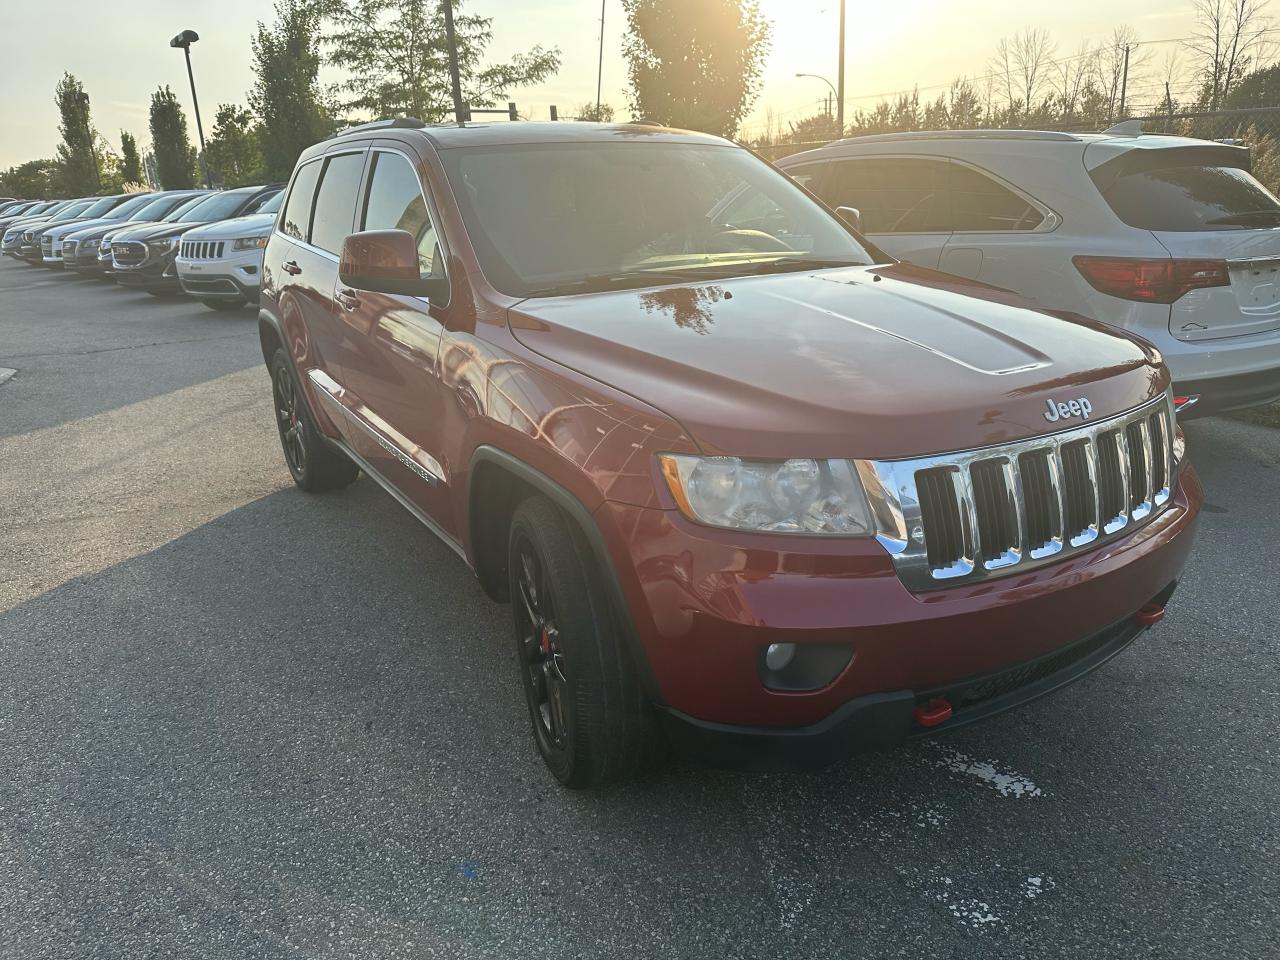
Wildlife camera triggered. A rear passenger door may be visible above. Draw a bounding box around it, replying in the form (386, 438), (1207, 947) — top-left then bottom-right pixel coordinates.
(940, 162), (1056, 284)
(814, 157), (952, 267)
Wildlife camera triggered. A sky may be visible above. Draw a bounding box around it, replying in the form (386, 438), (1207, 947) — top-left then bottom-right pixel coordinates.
(0, 0), (1233, 169)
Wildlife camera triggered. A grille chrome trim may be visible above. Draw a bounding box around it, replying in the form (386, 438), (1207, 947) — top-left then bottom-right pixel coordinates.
(863, 394), (1176, 592)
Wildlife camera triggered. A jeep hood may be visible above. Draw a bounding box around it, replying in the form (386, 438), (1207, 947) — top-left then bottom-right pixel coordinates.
(507, 263), (1166, 460)
(181, 212), (274, 241)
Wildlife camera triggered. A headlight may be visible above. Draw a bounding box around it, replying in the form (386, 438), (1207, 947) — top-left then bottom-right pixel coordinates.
(658, 454), (874, 536)
(147, 237), (178, 252)
(233, 236), (268, 251)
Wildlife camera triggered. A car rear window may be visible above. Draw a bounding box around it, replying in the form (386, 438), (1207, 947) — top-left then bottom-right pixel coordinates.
(1099, 164), (1280, 231)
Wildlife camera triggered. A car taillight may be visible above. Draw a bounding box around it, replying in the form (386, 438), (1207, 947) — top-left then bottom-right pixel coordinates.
(1073, 256), (1230, 304)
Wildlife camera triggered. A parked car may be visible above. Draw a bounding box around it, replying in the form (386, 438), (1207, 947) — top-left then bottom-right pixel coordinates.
(175, 190), (283, 310)
(35, 193), (140, 267)
(777, 127), (1280, 417)
(11, 198), (96, 262)
(1, 200), (79, 255)
(259, 120), (1201, 787)
(0, 200), (33, 217)
(111, 184), (282, 296)
(67, 191), (210, 277)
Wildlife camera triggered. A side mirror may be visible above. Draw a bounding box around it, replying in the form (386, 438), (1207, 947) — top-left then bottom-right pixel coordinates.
(338, 229), (448, 303)
(836, 206), (863, 233)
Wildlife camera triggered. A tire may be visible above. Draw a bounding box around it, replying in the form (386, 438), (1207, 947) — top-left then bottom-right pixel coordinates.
(508, 496), (661, 788)
(201, 298), (247, 311)
(269, 348), (359, 493)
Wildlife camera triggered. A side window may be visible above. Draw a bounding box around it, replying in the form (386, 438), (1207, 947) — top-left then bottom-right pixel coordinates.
(820, 158), (951, 233)
(309, 152), (367, 254)
(360, 151), (442, 279)
(784, 163), (824, 191)
(281, 161), (321, 242)
(950, 164), (1045, 232)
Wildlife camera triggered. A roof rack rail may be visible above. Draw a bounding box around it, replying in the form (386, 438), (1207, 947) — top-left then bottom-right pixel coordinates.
(330, 117), (426, 138)
(829, 129), (1081, 146)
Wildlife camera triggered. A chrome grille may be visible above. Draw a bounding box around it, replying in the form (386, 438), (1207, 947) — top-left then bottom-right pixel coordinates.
(866, 395), (1176, 591)
(180, 239), (224, 260)
(111, 241), (146, 266)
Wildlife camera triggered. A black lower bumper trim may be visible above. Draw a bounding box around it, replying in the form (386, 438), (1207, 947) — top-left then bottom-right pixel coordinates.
(660, 603), (1166, 771)
(1175, 368), (1280, 417)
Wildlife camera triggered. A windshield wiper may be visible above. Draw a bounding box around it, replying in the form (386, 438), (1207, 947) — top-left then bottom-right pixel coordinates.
(1204, 210), (1280, 226)
(524, 269), (719, 297)
(735, 256), (868, 275)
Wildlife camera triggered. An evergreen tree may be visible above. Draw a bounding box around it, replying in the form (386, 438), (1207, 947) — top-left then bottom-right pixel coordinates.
(250, 0), (333, 181)
(120, 132), (142, 184)
(53, 73), (100, 195)
(149, 86), (197, 189)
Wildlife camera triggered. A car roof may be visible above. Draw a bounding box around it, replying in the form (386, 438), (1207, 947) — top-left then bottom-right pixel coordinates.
(321, 119), (732, 153)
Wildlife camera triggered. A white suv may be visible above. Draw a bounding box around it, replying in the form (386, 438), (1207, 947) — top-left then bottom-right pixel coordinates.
(779, 128), (1280, 415)
(175, 191), (283, 310)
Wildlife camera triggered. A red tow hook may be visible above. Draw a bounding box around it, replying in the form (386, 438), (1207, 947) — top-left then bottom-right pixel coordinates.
(914, 697), (953, 728)
(1135, 603), (1166, 626)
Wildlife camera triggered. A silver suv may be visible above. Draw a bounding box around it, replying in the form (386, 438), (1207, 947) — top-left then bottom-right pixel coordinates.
(779, 128), (1280, 415)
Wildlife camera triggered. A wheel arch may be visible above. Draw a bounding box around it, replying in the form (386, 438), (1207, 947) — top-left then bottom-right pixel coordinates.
(467, 445), (663, 702)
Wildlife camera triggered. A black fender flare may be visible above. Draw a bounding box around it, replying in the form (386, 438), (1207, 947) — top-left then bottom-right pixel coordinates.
(469, 445), (664, 703)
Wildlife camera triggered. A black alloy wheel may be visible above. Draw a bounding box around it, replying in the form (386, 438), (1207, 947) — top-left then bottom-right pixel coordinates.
(273, 361), (307, 476)
(512, 532), (572, 754)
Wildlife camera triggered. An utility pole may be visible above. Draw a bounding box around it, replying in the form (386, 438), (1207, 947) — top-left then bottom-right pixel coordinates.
(596, 0), (606, 117)
(1119, 43), (1131, 118)
(836, 0), (846, 134)
(442, 0), (467, 123)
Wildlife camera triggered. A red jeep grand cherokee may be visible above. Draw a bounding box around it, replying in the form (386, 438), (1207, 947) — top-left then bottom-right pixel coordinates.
(259, 120), (1201, 787)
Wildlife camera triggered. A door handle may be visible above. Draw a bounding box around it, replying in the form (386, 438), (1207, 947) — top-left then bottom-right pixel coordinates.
(335, 288), (361, 311)
(282, 259), (302, 275)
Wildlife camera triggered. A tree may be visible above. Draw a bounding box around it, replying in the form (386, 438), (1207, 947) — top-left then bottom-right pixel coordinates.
(119, 132), (142, 184)
(989, 28), (1056, 118)
(622, 0), (770, 136)
(53, 73), (100, 195)
(0, 159), (59, 199)
(322, 0), (561, 122)
(250, 0), (334, 181)
(204, 104), (264, 187)
(149, 86), (197, 189)
(1187, 0), (1272, 108)
(576, 101), (615, 122)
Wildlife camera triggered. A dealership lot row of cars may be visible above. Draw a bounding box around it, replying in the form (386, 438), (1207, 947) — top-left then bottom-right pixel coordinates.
(0, 183), (283, 309)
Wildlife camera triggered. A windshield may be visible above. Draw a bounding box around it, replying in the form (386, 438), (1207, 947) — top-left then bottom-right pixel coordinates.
(161, 195), (211, 222)
(254, 191), (283, 215)
(441, 140), (877, 296)
(80, 197), (121, 218)
(176, 191), (253, 223)
(104, 194), (156, 220)
(49, 200), (94, 220)
(1100, 163), (1280, 231)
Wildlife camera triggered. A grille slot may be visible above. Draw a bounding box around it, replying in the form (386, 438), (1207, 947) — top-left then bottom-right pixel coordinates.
(1017, 450), (1057, 552)
(870, 395), (1176, 591)
(1059, 439), (1096, 540)
(970, 459), (1017, 560)
(1149, 412), (1167, 493)
(1095, 430), (1127, 525)
(916, 467), (965, 571)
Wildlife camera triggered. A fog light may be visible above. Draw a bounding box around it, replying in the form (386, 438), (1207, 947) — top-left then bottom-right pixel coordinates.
(765, 642), (796, 671)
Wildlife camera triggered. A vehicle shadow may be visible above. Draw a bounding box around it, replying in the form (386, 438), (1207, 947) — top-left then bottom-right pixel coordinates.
(2, 434), (1269, 957)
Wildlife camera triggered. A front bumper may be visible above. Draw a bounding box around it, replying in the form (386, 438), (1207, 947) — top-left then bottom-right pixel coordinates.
(176, 251), (262, 302)
(114, 255), (181, 291)
(596, 466), (1202, 735)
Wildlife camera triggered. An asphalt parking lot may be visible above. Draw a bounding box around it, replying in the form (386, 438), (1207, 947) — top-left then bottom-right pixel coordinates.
(0, 256), (1276, 959)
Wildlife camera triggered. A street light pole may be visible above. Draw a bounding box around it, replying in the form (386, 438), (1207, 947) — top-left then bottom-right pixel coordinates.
(795, 73), (838, 111)
(836, 0), (846, 134)
(170, 30), (210, 187)
(595, 0), (606, 118)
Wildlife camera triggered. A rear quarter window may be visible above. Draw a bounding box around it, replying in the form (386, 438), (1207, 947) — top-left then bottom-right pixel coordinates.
(1100, 164), (1280, 231)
